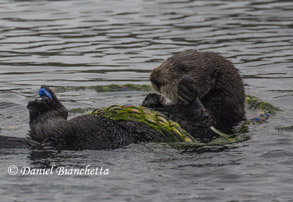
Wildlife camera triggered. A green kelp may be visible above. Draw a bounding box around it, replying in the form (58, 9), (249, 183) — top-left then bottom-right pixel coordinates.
(94, 84), (152, 92)
(246, 95), (280, 114)
(89, 104), (250, 148)
(245, 95), (280, 124)
(55, 84), (152, 93)
(90, 104), (198, 143)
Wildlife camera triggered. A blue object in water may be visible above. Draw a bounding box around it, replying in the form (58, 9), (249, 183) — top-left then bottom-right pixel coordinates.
(39, 88), (53, 100)
(250, 117), (260, 122)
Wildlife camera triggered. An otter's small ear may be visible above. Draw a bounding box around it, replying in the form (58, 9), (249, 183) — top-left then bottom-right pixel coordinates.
(211, 69), (221, 86)
(211, 69), (221, 79)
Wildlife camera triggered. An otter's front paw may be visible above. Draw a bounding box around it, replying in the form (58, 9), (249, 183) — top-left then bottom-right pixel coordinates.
(142, 93), (166, 107)
(178, 75), (197, 106)
(27, 99), (45, 109)
(27, 98), (51, 111)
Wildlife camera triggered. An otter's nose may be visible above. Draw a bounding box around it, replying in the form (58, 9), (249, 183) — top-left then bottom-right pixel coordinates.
(150, 70), (162, 91)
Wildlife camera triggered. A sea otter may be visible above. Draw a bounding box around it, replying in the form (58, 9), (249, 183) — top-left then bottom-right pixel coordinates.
(145, 50), (245, 138)
(1, 50), (246, 150)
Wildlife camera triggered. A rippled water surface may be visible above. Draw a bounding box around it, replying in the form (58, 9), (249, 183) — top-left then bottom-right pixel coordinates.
(0, 0), (293, 201)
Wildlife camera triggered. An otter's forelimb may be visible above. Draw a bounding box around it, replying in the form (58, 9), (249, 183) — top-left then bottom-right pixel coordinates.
(142, 75), (218, 142)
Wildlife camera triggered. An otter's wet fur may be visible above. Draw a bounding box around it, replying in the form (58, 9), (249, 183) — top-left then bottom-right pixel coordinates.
(149, 50), (245, 136)
(0, 50), (245, 150)
(27, 85), (166, 150)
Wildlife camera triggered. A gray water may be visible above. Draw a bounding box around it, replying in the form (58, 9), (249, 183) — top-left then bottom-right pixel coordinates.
(0, 0), (293, 201)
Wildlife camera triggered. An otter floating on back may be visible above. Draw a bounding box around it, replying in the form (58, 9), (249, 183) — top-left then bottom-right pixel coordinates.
(22, 50), (247, 150)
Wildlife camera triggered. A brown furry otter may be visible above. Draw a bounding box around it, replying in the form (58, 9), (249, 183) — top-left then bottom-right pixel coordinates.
(142, 49), (245, 140)
(0, 50), (246, 150)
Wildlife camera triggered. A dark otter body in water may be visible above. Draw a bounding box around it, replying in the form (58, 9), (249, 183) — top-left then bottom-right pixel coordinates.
(1, 50), (245, 150)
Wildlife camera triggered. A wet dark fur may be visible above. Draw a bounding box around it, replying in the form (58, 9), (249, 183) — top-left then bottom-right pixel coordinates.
(148, 50), (245, 137)
(26, 85), (165, 150)
(1, 50), (245, 150)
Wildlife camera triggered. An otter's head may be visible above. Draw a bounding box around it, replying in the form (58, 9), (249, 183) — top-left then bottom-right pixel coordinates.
(150, 50), (225, 104)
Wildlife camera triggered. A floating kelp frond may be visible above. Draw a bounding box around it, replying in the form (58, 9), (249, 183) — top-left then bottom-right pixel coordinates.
(94, 84), (152, 92)
(55, 84), (152, 93)
(275, 125), (293, 131)
(232, 120), (250, 133)
(169, 133), (250, 151)
(245, 95), (280, 115)
(55, 86), (88, 92)
(245, 95), (280, 125)
(89, 105), (247, 146)
(90, 104), (197, 143)
(207, 133), (250, 146)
